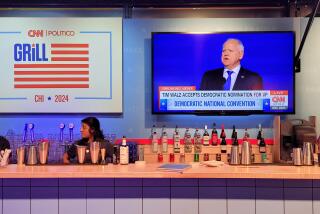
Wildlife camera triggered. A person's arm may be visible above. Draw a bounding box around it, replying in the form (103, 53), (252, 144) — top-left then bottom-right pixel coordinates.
(63, 153), (70, 164)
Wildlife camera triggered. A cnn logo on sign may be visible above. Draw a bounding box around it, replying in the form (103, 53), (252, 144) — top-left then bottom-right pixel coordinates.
(28, 30), (44, 38)
(272, 96), (286, 103)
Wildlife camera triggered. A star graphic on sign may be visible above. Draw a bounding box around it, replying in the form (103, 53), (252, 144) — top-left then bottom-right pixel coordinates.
(47, 96), (51, 101)
(161, 101), (166, 106)
(264, 100), (269, 106)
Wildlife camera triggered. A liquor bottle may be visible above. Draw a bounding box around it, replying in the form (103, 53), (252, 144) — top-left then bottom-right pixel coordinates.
(243, 128), (250, 141)
(220, 124), (226, 139)
(231, 125), (236, 140)
(113, 145), (119, 165)
(161, 125), (168, 153)
(203, 125), (210, 146)
(259, 137), (266, 153)
(232, 131), (238, 146)
(220, 124), (227, 153)
(120, 136), (129, 165)
(151, 125), (158, 153)
(184, 128), (192, 153)
(173, 126), (180, 153)
(211, 123), (218, 146)
(220, 137), (227, 153)
(194, 129), (202, 153)
(257, 124), (262, 146)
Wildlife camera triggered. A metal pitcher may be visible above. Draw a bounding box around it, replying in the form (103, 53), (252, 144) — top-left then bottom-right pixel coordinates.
(27, 145), (37, 165)
(76, 145), (87, 164)
(16, 146), (25, 165)
(241, 141), (251, 165)
(293, 147), (303, 166)
(230, 145), (240, 165)
(90, 141), (100, 164)
(38, 141), (49, 164)
(303, 142), (314, 165)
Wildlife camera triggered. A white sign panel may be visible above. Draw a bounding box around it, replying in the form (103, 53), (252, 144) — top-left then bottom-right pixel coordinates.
(0, 18), (122, 113)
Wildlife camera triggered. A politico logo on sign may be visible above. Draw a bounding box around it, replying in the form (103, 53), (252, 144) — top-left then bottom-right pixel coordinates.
(27, 30), (75, 37)
(28, 30), (44, 38)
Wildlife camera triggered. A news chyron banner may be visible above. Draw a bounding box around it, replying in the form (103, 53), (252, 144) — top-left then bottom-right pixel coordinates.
(0, 18), (122, 113)
(159, 86), (288, 111)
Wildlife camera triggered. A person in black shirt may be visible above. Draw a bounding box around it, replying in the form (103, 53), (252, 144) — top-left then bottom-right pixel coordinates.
(0, 136), (10, 151)
(63, 117), (113, 164)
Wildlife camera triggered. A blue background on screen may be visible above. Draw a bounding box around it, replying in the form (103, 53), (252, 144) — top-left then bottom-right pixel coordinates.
(152, 32), (295, 113)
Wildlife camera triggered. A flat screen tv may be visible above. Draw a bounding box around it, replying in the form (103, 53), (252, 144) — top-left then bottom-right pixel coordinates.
(152, 31), (295, 115)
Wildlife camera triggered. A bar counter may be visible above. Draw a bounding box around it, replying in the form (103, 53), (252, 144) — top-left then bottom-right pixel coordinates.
(1, 163), (320, 179)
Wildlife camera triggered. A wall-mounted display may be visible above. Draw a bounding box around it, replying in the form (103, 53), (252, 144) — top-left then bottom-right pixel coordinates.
(152, 31), (295, 115)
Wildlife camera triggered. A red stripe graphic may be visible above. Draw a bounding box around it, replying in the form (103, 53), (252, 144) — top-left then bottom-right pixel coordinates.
(15, 77), (89, 82)
(51, 50), (89, 55)
(51, 44), (89, 48)
(14, 71), (89, 75)
(51, 57), (89, 61)
(14, 84), (89, 88)
(14, 43), (89, 89)
(14, 64), (89, 68)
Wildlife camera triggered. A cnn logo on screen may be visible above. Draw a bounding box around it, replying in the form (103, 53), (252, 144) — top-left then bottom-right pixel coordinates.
(28, 30), (44, 38)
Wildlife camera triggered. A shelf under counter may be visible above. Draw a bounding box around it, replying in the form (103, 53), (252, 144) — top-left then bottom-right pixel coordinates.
(0, 163), (319, 179)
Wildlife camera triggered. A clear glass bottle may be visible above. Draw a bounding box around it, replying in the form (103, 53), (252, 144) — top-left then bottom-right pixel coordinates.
(120, 136), (129, 165)
(203, 125), (210, 146)
(161, 125), (168, 153)
(243, 128), (250, 141)
(194, 129), (202, 153)
(173, 125), (180, 153)
(184, 128), (192, 153)
(151, 125), (158, 153)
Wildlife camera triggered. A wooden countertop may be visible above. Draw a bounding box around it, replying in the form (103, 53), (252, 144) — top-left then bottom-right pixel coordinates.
(0, 163), (319, 179)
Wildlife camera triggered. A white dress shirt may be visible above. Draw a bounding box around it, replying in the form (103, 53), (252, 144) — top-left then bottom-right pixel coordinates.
(223, 64), (241, 90)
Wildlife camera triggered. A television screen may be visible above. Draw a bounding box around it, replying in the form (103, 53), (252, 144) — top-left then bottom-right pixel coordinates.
(152, 31), (295, 115)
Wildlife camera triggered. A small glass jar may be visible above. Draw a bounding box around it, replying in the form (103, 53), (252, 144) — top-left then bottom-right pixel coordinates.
(169, 153), (175, 162)
(204, 153), (209, 161)
(194, 153), (199, 162)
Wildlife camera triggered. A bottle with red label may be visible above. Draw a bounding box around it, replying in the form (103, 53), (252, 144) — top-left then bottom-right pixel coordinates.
(211, 123), (218, 146)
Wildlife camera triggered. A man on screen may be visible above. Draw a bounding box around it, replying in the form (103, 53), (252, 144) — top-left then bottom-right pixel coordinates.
(200, 38), (263, 90)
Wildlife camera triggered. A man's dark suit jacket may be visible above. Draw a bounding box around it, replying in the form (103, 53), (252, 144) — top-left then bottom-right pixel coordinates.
(200, 67), (263, 90)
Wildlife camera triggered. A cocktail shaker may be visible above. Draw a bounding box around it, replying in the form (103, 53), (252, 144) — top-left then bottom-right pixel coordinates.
(303, 142), (314, 166)
(90, 141), (100, 164)
(230, 145), (240, 165)
(38, 140), (49, 164)
(16, 146), (25, 165)
(241, 141), (251, 165)
(76, 145), (87, 164)
(292, 147), (303, 166)
(27, 145), (37, 165)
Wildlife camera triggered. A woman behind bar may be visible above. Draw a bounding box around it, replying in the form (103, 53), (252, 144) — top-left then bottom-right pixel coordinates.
(63, 116), (113, 164)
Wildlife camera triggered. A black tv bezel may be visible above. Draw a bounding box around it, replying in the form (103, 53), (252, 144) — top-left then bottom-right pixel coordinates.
(151, 31), (296, 116)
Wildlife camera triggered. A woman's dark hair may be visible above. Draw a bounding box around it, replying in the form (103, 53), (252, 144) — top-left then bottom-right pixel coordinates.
(81, 117), (105, 140)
